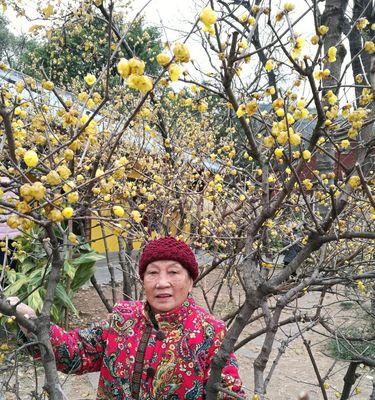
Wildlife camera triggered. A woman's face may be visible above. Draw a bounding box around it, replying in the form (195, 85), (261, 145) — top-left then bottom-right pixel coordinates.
(143, 260), (193, 314)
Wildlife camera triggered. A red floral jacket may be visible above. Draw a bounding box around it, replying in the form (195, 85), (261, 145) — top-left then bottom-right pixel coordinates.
(49, 296), (246, 399)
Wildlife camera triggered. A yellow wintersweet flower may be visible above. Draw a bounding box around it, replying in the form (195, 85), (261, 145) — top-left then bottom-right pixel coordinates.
(131, 210), (142, 223)
(68, 232), (78, 244)
(57, 165), (72, 180)
(264, 219), (274, 228)
(24, 150), (39, 168)
(326, 90), (337, 105)
(268, 174), (276, 183)
(265, 86), (275, 96)
(62, 207), (74, 219)
(93, 92), (102, 104)
(197, 101), (208, 113)
(303, 179), (313, 190)
(314, 70), (324, 80)
(297, 100), (307, 110)
(67, 192), (79, 204)
(239, 13), (248, 23)
(357, 280), (365, 292)
(46, 170), (61, 186)
(7, 215), (19, 229)
(348, 175), (360, 189)
(245, 100), (258, 116)
(265, 59), (275, 71)
(276, 131), (288, 145)
(236, 104), (246, 118)
(263, 136), (275, 148)
(30, 182), (46, 201)
(327, 46), (337, 62)
(283, 2), (295, 12)
(17, 201), (31, 214)
(273, 98), (284, 110)
(84, 74), (96, 86)
(248, 16), (256, 25)
(310, 35), (319, 45)
(117, 58), (130, 78)
(137, 76), (153, 93)
(340, 139), (350, 149)
(168, 64), (181, 81)
(200, 6), (217, 27)
(293, 151), (300, 159)
(127, 75), (153, 93)
(173, 43), (190, 63)
(364, 41), (375, 54)
(78, 91), (89, 102)
(42, 4), (54, 18)
(42, 80), (54, 90)
(291, 37), (305, 59)
(48, 209), (63, 222)
(289, 133), (301, 146)
(156, 53), (171, 66)
(302, 150), (311, 160)
(20, 184), (33, 202)
(113, 206), (125, 218)
(274, 148), (284, 158)
(356, 18), (369, 30)
(202, 24), (215, 36)
(359, 88), (373, 106)
(64, 149), (74, 161)
(318, 25), (329, 35)
(128, 58), (145, 75)
(15, 80), (24, 93)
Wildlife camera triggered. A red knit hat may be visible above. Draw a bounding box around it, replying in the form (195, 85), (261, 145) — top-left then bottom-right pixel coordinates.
(139, 236), (198, 280)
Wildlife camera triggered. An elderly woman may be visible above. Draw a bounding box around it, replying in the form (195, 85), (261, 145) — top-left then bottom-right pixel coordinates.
(12, 236), (245, 399)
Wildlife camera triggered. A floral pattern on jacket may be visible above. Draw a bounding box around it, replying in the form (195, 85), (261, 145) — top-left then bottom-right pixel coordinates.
(49, 296), (246, 399)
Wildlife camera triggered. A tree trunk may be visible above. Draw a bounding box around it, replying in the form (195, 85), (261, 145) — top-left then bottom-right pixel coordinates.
(340, 362), (359, 400)
(348, 0), (373, 103)
(118, 236), (133, 300)
(253, 307), (282, 397)
(316, 0), (349, 215)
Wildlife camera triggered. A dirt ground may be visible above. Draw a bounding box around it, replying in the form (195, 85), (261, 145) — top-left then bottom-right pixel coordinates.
(1, 281), (374, 400)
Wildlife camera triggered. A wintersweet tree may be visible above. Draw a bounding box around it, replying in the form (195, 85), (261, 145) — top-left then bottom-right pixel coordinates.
(0, 0), (374, 399)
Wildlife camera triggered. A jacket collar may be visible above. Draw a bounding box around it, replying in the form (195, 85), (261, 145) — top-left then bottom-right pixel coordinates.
(143, 294), (195, 331)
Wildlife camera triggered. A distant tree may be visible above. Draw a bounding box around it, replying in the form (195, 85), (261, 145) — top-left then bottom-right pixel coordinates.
(0, 13), (35, 68)
(19, 10), (163, 89)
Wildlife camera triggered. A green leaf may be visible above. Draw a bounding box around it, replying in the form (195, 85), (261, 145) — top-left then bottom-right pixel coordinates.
(28, 290), (43, 313)
(50, 304), (60, 323)
(70, 263), (96, 293)
(63, 260), (76, 280)
(78, 243), (91, 252)
(19, 260), (36, 274)
(71, 251), (104, 266)
(4, 276), (28, 296)
(55, 283), (77, 315)
(6, 269), (17, 284)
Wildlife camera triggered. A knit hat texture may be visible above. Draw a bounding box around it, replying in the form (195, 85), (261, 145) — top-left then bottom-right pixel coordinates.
(139, 236), (198, 280)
